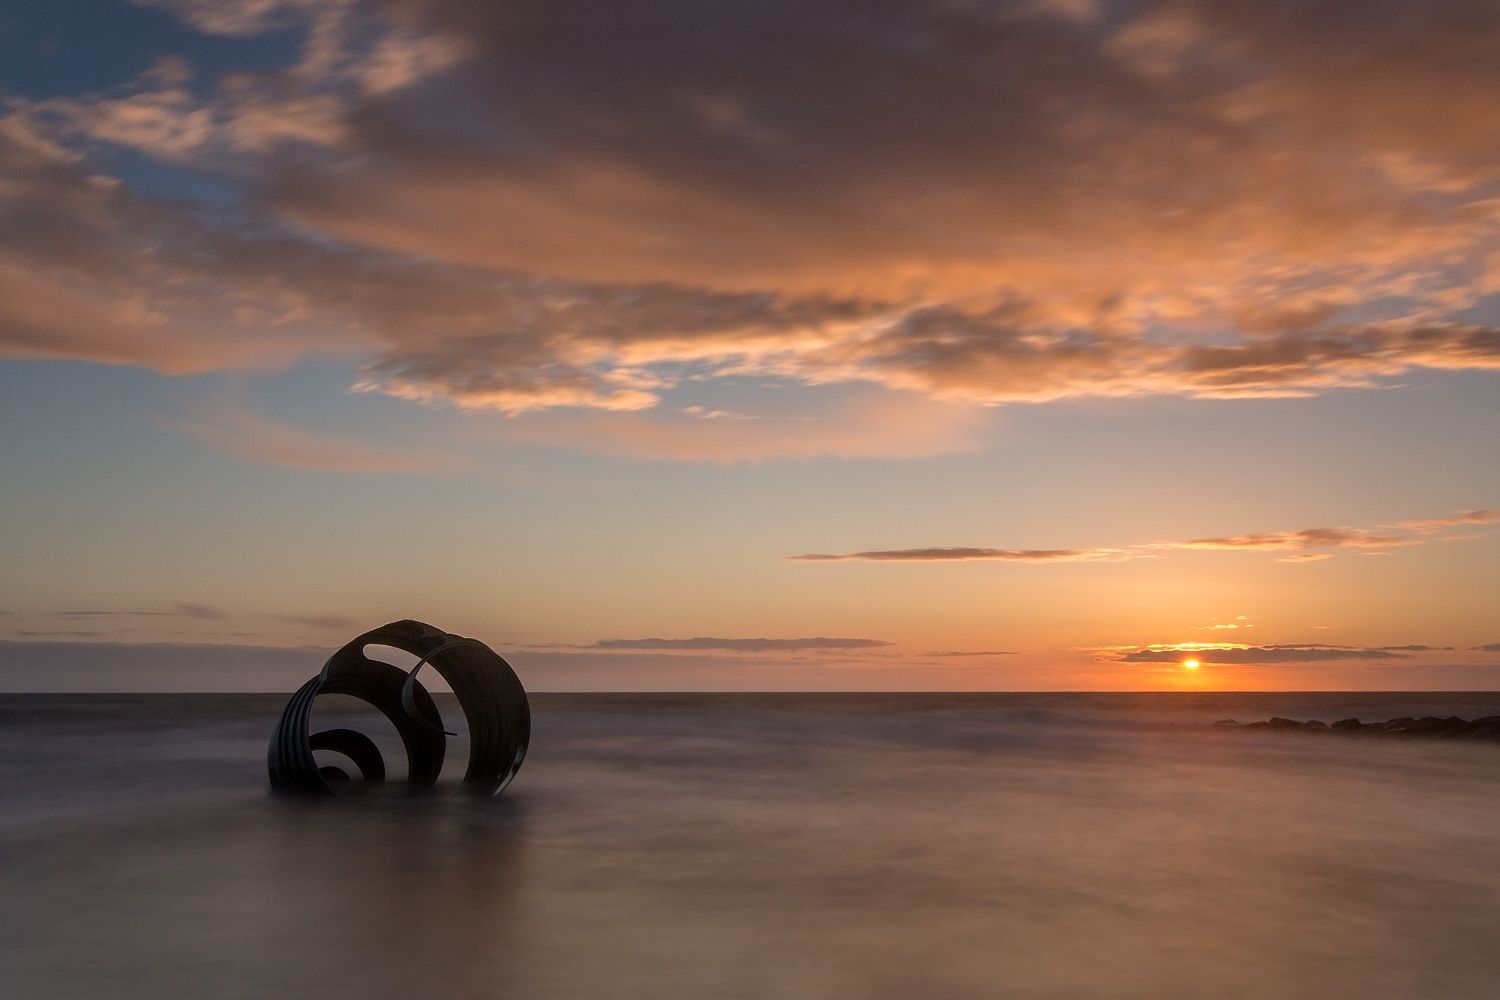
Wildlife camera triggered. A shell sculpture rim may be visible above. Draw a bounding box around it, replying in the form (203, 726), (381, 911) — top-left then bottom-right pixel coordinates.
(267, 619), (530, 797)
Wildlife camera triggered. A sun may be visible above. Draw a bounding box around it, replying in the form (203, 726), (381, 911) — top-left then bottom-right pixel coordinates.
(1182, 658), (1201, 670)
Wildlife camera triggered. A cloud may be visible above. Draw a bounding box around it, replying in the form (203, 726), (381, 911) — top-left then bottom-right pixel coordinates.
(174, 602), (226, 620)
(495, 390), (992, 462)
(132, 0), (317, 38)
(0, 640), (320, 692)
(177, 403), (458, 473)
(1, 0), (1499, 458)
(51, 604), (225, 620)
(1111, 643), (1413, 664)
(788, 507), (1499, 563)
(1473, 644), (1500, 653)
(11, 630), (106, 639)
(589, 637), (892, 652)
(1194, 617), (1252, 630)
(789, 547), (1123, 563)
(1181, 528), (1415, 552)
(925, 650), (1019, 657)
(1397, 510), (1500, 533)
(264, 1), (1500, 296)
(271, 614), (360, 630)
(1180, 509), (1498, 554)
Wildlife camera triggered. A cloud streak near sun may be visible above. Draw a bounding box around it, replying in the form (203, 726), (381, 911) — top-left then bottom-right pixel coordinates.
(1, 0), (1499, 460)
(589, 637), (892, 653)
(787, 509), (1500, 563)
(1107, 643), (1428, 665)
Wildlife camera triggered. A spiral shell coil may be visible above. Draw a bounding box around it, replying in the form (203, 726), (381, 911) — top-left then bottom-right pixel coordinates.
(268, 619), (529, 796)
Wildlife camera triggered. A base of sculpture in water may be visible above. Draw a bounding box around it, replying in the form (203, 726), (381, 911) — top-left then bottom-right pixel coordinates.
(267, 620), (530, 796)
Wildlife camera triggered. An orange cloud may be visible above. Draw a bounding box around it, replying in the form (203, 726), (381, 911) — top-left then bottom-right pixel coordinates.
(2, 0), (1499, 450)
(1109, 643), (1416, 664)
(1177, 528), (1414, 552)
(789, 508), (1500, 563)
(1396, 510), (1500, 533)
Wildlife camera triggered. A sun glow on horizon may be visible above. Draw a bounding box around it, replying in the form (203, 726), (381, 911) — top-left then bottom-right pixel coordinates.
(1182, 659), (1201, 670)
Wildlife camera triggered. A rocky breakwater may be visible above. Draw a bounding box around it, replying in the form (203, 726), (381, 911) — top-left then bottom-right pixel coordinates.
(1214, 716), (1500, 740)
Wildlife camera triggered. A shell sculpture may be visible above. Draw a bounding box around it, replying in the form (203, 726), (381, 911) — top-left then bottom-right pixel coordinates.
(268, 620), (530, 796)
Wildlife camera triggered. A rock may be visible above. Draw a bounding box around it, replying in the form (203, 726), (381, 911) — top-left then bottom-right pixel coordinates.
(1438, 716), (1470, 737)
(1215, 713), (1500, 743)
(1388, 716), (1466, 737)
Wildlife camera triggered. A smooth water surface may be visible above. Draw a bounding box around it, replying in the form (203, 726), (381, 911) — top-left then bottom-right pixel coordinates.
(4, 693), (1500, 999)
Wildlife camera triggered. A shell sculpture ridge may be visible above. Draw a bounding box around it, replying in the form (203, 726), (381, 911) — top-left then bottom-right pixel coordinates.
(268, 620), (530, 796)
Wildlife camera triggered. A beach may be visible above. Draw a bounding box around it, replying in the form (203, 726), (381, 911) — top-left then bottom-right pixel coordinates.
(6, 692), (1500, 999)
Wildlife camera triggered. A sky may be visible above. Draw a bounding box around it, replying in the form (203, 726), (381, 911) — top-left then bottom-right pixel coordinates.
(1, 0), (1498, 691)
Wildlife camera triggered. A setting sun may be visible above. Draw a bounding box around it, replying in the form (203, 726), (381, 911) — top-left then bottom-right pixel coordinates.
(1183, 659), (1201, 670)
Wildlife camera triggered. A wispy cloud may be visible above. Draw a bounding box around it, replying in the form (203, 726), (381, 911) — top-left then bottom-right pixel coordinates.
(789, 547), (1125, 563)
(1397, 510), (1500, 532)
(52, 603), (225, 620)
(788, 508), (1499, 563)
(1108, 643), (1417, 665)
(1193, 616), (1254, 630)
(497, 392), (992, 463)
(270, 614), (359, 631)
(178, 403), (457, 474)
(924, 650), (1019, 657)
(1181, 528), (1414, 552)
(589, 637), (892, 652)
(12, 629), (105, 638)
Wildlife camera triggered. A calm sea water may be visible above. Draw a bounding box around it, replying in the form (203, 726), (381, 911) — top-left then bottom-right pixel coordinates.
(5, 692), (1500, 999)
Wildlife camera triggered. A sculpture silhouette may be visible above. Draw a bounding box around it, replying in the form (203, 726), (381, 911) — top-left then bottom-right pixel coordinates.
(268, 619), (529, 796)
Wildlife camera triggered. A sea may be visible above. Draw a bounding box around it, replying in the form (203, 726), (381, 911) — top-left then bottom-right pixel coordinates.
(5, 692), (1500, 999)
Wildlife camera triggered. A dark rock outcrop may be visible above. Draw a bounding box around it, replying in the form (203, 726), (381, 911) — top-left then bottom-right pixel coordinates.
(1216, 713), (1500, 742)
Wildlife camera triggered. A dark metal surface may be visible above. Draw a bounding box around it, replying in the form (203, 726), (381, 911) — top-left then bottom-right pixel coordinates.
(267, 620), (530, 796)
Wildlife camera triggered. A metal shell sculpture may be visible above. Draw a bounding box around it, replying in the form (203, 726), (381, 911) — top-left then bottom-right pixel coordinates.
(268, 620), (529, 796)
